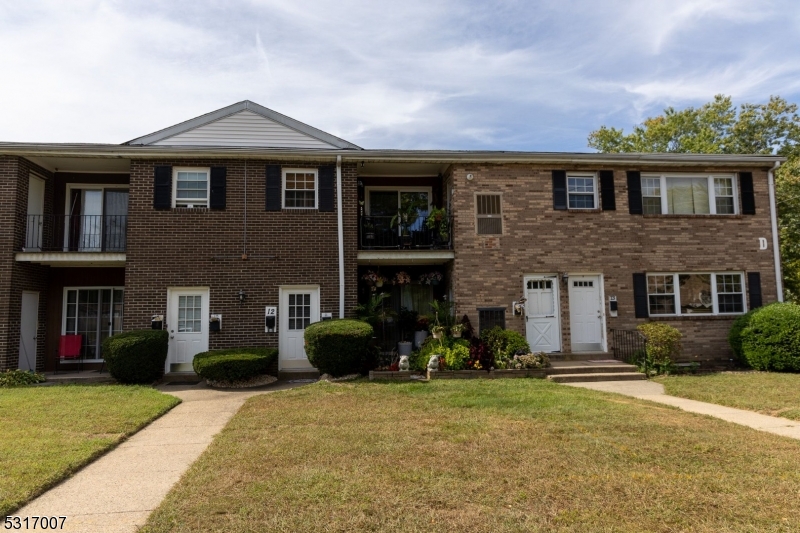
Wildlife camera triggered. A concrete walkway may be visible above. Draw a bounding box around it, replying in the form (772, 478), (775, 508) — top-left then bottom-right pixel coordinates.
(16, 380), (303, 532)
(566, 379), (800, 440)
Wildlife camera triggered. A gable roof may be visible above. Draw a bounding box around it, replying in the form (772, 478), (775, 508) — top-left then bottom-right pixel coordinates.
(124, 100), (362, 150)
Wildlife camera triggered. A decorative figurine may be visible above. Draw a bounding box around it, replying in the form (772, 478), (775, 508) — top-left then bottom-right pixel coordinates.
(398, 355), (410, 371)
(427, 354), (440, 371)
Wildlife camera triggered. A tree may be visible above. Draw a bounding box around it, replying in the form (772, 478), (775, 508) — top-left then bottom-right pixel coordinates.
(588, 95), (800, 300)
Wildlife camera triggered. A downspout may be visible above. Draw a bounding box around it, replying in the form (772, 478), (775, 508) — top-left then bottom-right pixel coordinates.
(768, 160), (783, 302)
(336, 155), (345, 318)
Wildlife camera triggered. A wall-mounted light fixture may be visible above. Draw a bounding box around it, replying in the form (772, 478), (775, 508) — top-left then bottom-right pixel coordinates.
(238, 289), (247, 306)
(561, 272), (569, 282)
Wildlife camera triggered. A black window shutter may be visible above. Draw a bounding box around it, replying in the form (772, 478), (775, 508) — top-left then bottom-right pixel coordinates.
(748, 272), (763, 309)
(740, 172), (755, 215)
(552, 170), (567, 210)
(600, 170), (616, 210)
(265, 165), (281, 211)
(627, 171), (643, 215)
(633, 273), (649, 318)
(209, 167), (227, 209)
(318, 166), (335, 212)
(153, 166), (172, 210)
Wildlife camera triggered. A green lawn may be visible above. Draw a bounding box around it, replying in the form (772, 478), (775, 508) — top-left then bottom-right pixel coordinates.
(656, 371), (800, 420)
(144, 380), (800, 533)
(0, 385), (180, 515)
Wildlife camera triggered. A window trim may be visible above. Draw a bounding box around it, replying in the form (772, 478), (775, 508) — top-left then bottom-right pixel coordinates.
(566, 172), (598, 210)
(641, 173), (739, 215)
(61, 286), (125, 363)
(172, 167), (210, 208)
(474, 192), (503, 235)
(646, 272), (746, 317)
(363, 186), (433, 215)
(282, 168), (319, 210)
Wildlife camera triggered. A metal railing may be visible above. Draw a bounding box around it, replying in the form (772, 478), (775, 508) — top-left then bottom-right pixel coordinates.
(611, 329), (648, 375)
(359, 215), (453, 250)
(23, 215), (128, 252)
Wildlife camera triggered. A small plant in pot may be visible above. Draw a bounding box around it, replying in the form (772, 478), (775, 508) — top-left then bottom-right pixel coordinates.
(450, 323), (465, 337)
(430, 325), (446, 339)
(391, 204), (420, 249)
(426, 206), (450, 246)
(414, 315), (431, 348)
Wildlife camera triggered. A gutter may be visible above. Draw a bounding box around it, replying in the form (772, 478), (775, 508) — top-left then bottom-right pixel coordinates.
(768, 160), (784, 302)
(336, 155), (345, 318)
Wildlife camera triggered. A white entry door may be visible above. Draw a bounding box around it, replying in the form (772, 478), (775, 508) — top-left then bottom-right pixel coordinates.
(18, 291), (39, 370)
(568, 275), (604, 352)
(167, 288), (209, 372)
(25, 175), (45, 251)
(524, 276), (561, 352)
(279, 286), (320, 370)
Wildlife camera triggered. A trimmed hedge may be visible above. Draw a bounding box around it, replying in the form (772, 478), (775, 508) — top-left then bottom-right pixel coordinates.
(304, 319), (373, 377)
(480, 327), (530, 364)
(103, 330), (168, 384)
(741, 303), (800, 372)
(728, 309), (757, 366)
(193, 348), (278, 382)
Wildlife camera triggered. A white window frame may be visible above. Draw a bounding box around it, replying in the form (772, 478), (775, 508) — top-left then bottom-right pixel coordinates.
(61, 286), (125, 362)
(646, 272), (746, 317)
(282, 168), (318, 209)
(641, 173), (738, 215)
(566, 172), (598, 210)
(172, 167), (210, 208)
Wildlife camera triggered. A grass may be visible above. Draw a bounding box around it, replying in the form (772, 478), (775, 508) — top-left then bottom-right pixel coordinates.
(144, 379), (800, 533)
(656, 371), (800, 420)
(0, 385), (180, 515)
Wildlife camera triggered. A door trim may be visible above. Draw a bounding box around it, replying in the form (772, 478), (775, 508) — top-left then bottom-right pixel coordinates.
(165, 287), (210, 374)
(523, 274), (561, 353)
(19, 291), (39, 371)
(278, 285), (320, 371)
(567, 273), (607, 352)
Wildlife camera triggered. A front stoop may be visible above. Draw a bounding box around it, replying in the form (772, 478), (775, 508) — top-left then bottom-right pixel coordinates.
(548, 372), (646, 383)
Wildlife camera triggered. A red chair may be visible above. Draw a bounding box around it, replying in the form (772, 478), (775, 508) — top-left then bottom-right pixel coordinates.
(57, 334), (83, 373)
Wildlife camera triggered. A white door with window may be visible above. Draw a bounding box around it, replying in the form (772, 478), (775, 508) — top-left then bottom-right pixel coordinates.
(167, 288), (209, 372)
(279, 286), (320, 370)
(524, 277), (561, 352)
(18, 291), (39, 370)
(25, 175), (45, 250)
(568, 275), (604, 352)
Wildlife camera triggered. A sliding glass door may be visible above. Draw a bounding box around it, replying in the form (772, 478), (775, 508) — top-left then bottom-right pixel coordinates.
(63, 288), (124, 360)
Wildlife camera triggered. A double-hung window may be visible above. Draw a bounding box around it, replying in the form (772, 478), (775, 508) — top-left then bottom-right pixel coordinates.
(640, 174), (737, 215)
(173, 168), (209, 208)
(646, 272), (745, 316)
(567, 173), (597, 209)
(283, 169), (317, 208)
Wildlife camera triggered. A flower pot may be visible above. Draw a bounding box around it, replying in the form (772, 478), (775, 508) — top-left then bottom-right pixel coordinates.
(414, 330), (429, 349)
(397, 341), (412, 356)
(432, 331), (442, 339)
(376, 280), (383, 287)
(451, 327), (463, 337)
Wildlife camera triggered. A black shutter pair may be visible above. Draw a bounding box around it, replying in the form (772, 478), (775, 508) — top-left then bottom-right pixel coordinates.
(265, 165), (335, 212)
(627, 170), (756, 215)
(552, 170), (615, 210)
(153, 166), (226, 209)
(631, 272), (764, 318)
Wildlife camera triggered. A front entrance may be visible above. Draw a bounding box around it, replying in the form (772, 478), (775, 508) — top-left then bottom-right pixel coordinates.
(167, 288), (209, 373)
(279, 286), (320, 371)
(524, 276), (561, 352)
(568, 274), (604, 352)
(18, 291), (39, 370)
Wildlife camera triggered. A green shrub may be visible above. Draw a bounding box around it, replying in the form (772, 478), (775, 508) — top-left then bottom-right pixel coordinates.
(304, 319), (374, 376)
(480, 327), (530, 365)
(442, 344), (471, 370)
(728, 307), (771, 366)
(637, 322), (682, 373)
(411, 336), (470, 371)
(0, 369), (46, 387)
(741, 303), (800, 372)
(193, 348), (278, 382)
(103, 330), (168, 384)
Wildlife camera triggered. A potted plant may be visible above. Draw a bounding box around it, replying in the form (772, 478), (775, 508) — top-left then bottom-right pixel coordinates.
(430, 325), (445, 339)
(451, 323), (464, 337)
(414, 315), (430, 348)
(363, 219), (376, 243)
(419, 271), (443, 286)
(426, 206), (450, 247)
(393, 271), (411, 286)
(391, 203), (421, 249)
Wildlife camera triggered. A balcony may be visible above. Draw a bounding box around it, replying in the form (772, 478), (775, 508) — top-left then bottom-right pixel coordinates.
(358, 215), (454, 265)
(16, 215), (127, 267)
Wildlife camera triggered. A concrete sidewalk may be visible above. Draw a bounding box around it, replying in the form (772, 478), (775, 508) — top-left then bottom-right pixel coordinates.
(16, 380), (303, 532)
(566, 380), (800, 441)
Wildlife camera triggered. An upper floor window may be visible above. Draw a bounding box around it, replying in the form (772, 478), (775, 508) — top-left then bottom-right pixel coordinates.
(567, 173), (597, 209)
(476, 194), (502, 235)
(283, 168), (317, 209)
(173, 168), (208, 208)
(647, 272), (745, 316)
(641, 174), (737, 215)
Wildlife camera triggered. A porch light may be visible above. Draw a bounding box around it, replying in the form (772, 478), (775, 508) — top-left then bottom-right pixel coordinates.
(238, 289), (247, 305)
(561, 272), (569, 282)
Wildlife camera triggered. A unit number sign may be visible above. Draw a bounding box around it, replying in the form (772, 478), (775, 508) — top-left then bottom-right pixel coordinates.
(265, 307), (277, 316)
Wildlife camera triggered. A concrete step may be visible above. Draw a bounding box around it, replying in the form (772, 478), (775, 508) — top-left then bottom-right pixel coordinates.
(278, 370), (320, 381)
(547, 364), (637, 375)
(548, 372), (646, 383)
(548, 352), (615, 361)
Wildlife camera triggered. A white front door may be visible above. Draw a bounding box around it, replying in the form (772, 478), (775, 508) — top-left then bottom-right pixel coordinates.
(568, 275), (604, 352)
(19, 291), (39, 370)
(167, 288), (209, 372)
(25, 175), (45, 251)
(524, 276), (561, 352)
(279, 286), (320, 370)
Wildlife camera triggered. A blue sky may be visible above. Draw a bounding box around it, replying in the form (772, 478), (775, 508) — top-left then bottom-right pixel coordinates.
(1, 0), (799, 151)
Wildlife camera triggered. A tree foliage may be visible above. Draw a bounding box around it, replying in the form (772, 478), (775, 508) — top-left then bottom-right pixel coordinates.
(588, 95), (800, 300)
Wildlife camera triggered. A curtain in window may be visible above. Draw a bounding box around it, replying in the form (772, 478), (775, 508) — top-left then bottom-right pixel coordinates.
(667, 178), (709, 214)
(400, 285), (434, 314)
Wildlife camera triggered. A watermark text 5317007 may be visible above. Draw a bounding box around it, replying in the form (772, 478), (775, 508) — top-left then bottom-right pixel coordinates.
(4, 516), (67, 530)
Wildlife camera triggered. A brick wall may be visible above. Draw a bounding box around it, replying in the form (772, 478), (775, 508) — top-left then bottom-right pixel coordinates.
(450, 164), (779, 362)
(124, 159), (358, 351)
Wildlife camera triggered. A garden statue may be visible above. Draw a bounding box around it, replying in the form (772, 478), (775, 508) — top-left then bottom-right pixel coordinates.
(427, 354), (440, 371)
(398, 355), (410, 371)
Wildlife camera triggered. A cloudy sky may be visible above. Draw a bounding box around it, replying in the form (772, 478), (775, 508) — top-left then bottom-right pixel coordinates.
(1, 0), (799, 151)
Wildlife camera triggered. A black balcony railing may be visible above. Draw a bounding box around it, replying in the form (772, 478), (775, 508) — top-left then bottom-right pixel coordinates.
(359, 215), (453, 250)
(24, 215), (128, 252)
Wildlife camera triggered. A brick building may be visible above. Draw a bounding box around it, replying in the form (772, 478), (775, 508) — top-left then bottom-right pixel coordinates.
(0, 101), (784, 374)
